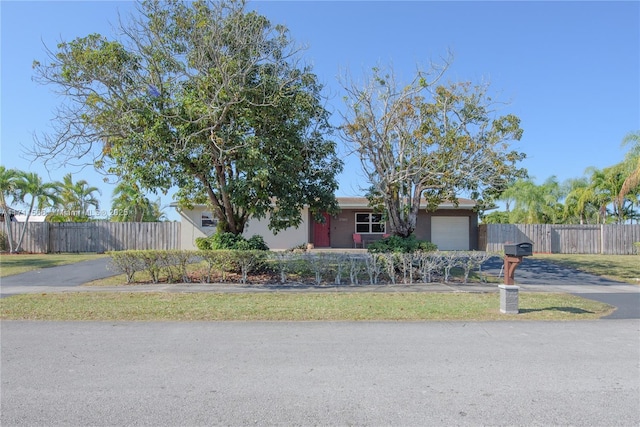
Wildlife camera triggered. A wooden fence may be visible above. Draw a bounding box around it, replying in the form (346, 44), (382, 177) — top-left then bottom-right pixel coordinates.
(479, 224), (640, 255)
(3, 222), (181, 253)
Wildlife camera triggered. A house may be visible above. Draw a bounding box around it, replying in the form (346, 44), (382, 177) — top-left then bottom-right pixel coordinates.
(175, 197), (479, 250)
(0, 207), (20, 223)
(12, 214), (47, 223)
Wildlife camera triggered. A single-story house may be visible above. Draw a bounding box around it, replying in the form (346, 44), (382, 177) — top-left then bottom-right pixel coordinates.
(0, 207), (20, 223)
(13, 214), (47, 223)
(175, 197), (478, 251)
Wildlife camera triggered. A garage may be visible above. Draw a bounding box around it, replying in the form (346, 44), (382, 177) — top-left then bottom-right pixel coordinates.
(431, 216), (470, 250)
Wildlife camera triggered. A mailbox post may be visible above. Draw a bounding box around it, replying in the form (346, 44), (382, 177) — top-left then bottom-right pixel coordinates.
(503, 243), (533, 285)
(500, 242), (533, 314)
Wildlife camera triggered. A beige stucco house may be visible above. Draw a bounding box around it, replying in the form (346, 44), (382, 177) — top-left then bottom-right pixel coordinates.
(174, 197), (479, 250)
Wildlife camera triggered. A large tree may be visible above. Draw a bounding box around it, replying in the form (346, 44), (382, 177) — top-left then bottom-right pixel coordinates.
(33, 0), (342, 235)
(341, 64), (526, 237)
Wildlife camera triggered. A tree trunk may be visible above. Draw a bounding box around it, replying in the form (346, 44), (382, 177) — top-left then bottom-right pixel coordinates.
(14, 199), (36, 253)
(1, 197), (17, 253)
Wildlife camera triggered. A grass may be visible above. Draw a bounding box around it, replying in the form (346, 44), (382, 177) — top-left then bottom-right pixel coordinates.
(0, 252), (629, 322)
(533, 254), (640, 284)
(0, 291), (614, 321)
(0, 253), (108, 277)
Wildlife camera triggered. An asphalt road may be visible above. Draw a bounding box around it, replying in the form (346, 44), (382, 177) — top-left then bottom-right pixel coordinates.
(2, 320), (639, 426)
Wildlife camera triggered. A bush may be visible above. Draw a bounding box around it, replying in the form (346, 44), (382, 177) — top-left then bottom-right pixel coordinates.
(198, 250), (237, 282)
(107, 249), (496, 286)
(245, 235), (269, 251)
(195, 236), (211, 250)
(367, 235), (437, 253)
(196, 233), (269, 251)
(107, 251), (145, 283)
(0, 230), (7, 252)
(634, 242), (640, 255)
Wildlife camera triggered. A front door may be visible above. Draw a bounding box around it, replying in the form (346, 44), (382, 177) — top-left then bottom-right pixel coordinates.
(313, 213), (331, 247)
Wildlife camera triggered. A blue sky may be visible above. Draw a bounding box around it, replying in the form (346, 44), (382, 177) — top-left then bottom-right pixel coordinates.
(1, 1), (639, 221)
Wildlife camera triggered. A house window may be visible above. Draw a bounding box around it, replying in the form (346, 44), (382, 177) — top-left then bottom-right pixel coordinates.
(201, 212), (217, 228)
(355, 213), (385, 234)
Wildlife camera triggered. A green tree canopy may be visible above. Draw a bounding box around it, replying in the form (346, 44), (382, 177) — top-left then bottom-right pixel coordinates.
(33, 0), (342, 235)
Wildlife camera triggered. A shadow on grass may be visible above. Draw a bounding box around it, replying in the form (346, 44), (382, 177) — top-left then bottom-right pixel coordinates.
(519, 306), (595, 314)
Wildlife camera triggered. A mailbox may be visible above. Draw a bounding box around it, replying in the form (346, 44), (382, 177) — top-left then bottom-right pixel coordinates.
(504, 242), (533, 257)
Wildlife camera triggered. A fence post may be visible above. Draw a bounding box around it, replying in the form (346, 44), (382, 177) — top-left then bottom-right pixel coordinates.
(600, 224), (604, 255)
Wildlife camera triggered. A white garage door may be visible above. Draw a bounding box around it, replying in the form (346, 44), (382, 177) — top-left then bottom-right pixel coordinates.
(431, 216), (469, 250)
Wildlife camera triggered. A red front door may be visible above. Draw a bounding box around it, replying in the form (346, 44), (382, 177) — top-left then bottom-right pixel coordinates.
(313, 213), (331, 247)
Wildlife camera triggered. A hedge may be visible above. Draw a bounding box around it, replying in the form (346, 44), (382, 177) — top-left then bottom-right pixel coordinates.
(107, 249), (499, 286)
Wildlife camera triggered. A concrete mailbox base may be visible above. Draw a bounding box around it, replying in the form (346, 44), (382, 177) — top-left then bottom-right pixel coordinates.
(499, 285), (520, 314)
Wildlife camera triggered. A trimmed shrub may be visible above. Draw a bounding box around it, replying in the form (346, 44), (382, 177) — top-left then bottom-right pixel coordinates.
(230, 250), (268, 284)
(198, 250), (237, 282)
(367, 235), (437, 253)
(107, 248), (495, 286)
(0, 230), (7, 252)
(107, 251), (145, 283)
(196, 233), (270, 251)
(195, 237), (211, 250)
(245, 235), (269, 251)
(158, 250), (199, 283)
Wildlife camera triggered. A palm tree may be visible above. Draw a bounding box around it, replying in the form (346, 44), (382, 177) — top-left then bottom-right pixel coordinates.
(13, 171), (60, 252)
(0, 166), (19, 252)
(501, 177), (564, 224)
(618, 131), (640, 215)
(563, 177), (600, 224)
(587, 165), (630, 224)
(52, 173), (101, 222)
(111, 180), (164, 222)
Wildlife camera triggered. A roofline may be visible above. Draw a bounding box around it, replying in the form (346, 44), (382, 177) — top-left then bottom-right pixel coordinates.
(172, 197), (476, 210)
(335, 197), (475, 210)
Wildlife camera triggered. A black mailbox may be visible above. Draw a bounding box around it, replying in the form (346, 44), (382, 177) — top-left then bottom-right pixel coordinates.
(504, 242), (533, 257)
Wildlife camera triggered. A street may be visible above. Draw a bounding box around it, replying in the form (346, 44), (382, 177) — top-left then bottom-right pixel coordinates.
(2, 320), (639, 426)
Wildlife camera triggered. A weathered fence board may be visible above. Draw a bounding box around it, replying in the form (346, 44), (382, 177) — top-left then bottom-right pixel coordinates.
(479, 224), (640, 255)
(5, 222), (181, 253)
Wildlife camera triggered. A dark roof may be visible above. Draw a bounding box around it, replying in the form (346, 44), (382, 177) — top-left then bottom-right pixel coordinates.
(336, 197), (476, 210)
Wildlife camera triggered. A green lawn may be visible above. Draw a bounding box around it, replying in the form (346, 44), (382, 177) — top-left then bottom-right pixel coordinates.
(0, 253), (108, 277)
(533, 254), (640, 284)
(0, 291), (614, 321)
(0, 252), (632, 322)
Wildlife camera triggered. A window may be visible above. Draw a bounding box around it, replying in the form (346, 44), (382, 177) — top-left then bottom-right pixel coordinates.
(201, 212), (216, 228)
(355, 213), (385, 233)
